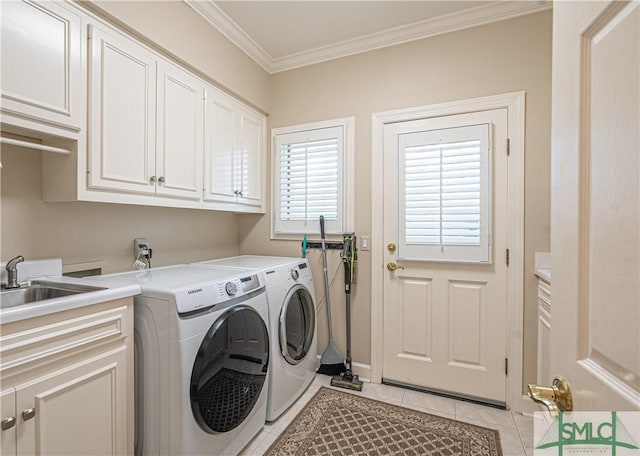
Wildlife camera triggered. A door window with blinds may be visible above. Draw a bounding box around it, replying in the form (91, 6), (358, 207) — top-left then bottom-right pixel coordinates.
(398, 123), (491, 263)
(272, 119), (353, 237)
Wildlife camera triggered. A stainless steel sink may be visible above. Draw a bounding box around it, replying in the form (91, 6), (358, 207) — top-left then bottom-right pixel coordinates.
(0, 281), (107, 310)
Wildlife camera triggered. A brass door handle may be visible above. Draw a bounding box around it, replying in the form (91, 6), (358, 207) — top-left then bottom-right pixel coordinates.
(387, 262), (404, 272)
(527, 376), (573, 416)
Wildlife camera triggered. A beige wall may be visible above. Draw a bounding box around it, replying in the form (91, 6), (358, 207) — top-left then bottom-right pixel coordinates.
(238, 11), (552, 390)
(1, 145), (239, 273)
(87, 0), (271, 112)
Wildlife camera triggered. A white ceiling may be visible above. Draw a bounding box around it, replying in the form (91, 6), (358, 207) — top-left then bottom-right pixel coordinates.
(186, 1), (551, 73)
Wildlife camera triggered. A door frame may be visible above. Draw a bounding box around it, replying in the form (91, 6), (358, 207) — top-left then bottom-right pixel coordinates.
(370, 91), (530, 411)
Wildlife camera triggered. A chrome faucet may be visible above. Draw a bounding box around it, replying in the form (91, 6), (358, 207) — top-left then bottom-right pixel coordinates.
(4, 255), (25, 289)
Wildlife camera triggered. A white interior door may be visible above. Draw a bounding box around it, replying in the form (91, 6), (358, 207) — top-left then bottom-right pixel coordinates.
(382, 109), (509, 404)
(548, 1), (639, 411)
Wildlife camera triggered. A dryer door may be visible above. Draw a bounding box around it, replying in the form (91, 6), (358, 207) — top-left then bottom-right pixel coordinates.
(279, 285), (316, 365)
(190, 305), (269, 433)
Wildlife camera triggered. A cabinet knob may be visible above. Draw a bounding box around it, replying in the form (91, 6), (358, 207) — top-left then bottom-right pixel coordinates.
(158, 176), (165, 184)
(1, 417), (16, 430)
(150, 176), (157, 183)
(22, 408), (35, 421)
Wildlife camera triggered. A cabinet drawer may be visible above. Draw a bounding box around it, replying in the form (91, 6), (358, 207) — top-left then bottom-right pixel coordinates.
(0, 300), (131, 380)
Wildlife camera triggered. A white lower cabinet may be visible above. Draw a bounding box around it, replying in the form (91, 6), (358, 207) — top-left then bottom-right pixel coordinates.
(204, 86), (266, 212)
(0, 299), (134, 456)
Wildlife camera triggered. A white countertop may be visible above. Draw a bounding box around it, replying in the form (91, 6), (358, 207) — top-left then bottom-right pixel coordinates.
(0, 275), (140, 324)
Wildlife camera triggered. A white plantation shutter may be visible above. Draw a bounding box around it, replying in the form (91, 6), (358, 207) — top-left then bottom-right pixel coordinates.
(273, 125), (346, 235)
(398, 123), (491, 262)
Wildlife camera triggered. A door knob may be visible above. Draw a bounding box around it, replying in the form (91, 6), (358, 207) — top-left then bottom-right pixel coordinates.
(387, 242), (397, 252)
(158, 176), (165, 184)
(527, 376), (573, 416)
(387, 262), (404, 272)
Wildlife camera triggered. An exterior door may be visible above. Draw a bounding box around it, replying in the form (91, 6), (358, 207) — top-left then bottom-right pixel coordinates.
(548, 1), (639, 411)
(382, 108), (509, 404)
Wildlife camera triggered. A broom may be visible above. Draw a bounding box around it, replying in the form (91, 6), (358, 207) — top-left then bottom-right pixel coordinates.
(317, 215), (346, 376)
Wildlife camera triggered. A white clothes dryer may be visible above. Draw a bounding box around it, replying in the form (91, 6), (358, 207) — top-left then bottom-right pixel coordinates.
(90, 265), (270, 456)
(194, 256), (317, 421)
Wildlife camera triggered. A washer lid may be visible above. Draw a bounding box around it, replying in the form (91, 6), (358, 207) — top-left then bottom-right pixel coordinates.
(196, 255), (300, 270)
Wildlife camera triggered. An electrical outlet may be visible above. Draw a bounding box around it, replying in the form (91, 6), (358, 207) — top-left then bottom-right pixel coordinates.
(134, 238), (151, 259)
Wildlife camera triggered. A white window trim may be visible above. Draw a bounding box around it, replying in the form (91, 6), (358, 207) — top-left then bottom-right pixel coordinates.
(270, 117), (355, 240)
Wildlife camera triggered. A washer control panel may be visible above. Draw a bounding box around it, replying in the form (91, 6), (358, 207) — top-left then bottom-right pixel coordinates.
(288, 261), (312, 283)
(217, 274), (261, 298)
(175, 273), (262, 314)
(224, 281), (238, 296)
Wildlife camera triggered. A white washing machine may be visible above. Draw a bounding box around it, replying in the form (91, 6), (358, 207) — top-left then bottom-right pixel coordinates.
(90, 265), (270, 455)
(194, 256), (317, 421)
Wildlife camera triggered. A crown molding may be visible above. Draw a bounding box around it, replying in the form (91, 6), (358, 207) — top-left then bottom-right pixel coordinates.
(186, 1), (552, 74)
(184, 0), (273, 71)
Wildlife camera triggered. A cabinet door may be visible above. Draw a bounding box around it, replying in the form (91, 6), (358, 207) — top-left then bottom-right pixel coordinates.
(15, 349), (129, 456)
(88, 24), (156, 195)
(237, 106), (265, 208)
(204, 88), (238, 203)
(156, 61), (204, 200)
(1, 389), (16, 456)
(0, 1), (82, 131)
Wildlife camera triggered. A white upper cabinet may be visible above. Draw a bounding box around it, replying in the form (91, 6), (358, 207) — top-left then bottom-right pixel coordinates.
(237, 106), (265, 208)
(0, 0), (83, 135)
(156, 61), (204, 201)
(88, 23), (157, 195)
(204, 89), (238, 203)
(204, 86), (266, 212)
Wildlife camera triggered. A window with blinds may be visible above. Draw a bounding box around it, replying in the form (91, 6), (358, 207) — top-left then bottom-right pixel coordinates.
(272, 121), (352, 236)
(398, 123), (491, 263)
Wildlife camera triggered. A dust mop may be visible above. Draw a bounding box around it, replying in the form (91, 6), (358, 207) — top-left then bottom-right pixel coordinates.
(330, 233), (363, 391)
(317, 215), (346, 376)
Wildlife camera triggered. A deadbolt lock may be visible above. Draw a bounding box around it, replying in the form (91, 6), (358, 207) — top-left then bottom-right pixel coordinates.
(387, 242), (397, 252)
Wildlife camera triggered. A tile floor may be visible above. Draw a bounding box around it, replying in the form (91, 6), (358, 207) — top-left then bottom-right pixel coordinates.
(240, 374), (534, 455)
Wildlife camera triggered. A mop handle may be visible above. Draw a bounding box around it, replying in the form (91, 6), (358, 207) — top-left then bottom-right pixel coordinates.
(320, 216), (334, 340)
